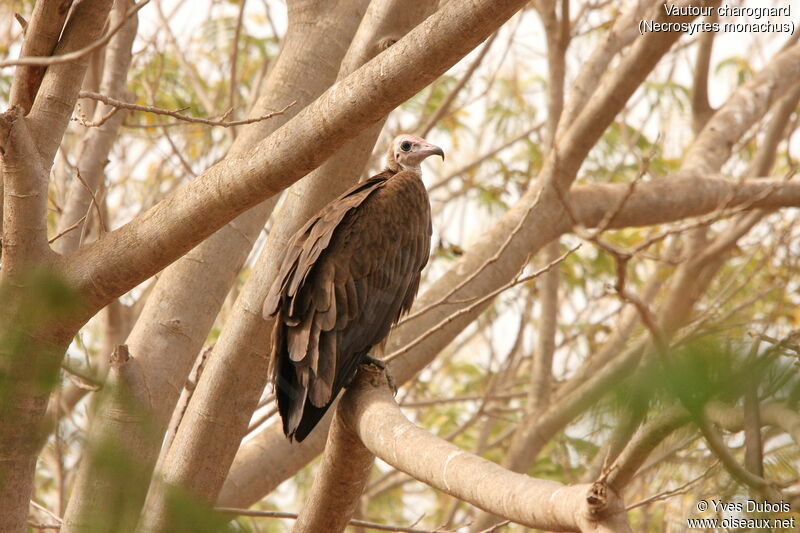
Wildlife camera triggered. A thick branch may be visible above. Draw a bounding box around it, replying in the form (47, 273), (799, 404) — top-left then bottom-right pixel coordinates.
(556, 0), (660, 139)
(293, 368), (376, 533)
(144, 2), (435, 527)
(340, 368), (632, 532)
(26, 0), (115, 168)
(0, 108), (52, 278)
(66, 1), (371, 531)
(570, 175), (800, 230)
(683, 39), (800, 175)
(53, 0), (139, 255)
(8, 0), (73, 113)
(218, 171), (800, 508)
(61, 345), (156, 533)
(219, 3), (797, 504)
(61, 0), (537, 319)
(607, 407), (690, 490)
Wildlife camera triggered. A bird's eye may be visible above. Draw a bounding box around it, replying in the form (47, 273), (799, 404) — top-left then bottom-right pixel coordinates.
(400, 141), (412, 152)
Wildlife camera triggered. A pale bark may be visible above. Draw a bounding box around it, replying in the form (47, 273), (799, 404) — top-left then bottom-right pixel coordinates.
(60, 346), (157, 533)
(556, 0), (656, 138)
(528, 0), (566, 416)
(217, 32), (800, 505)
(53, 0), (137, 255)
(495, 40), (800, 511)
(217, 172), (800, 507)
(340, 367), (633, 532)
(9, 0), (73, 113)
(139, 3), (434, 529)
(216, 0), (706, 504)
(292, 369), (375, 533)
(60, 0), (537, 318)
(63, 1), (370, 531)
(26, 0), (115, 169)
(0, 108), (51, 277)
(0, 106), (61, 532)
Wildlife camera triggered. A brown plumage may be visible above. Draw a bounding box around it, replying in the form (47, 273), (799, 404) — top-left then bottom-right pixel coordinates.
(264, 134), (444, 441)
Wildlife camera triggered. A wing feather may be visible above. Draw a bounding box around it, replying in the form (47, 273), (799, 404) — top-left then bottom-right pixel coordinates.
(266, 169), (431, 441)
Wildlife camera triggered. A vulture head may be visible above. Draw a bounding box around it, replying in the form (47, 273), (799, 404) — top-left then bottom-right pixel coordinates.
(387, 134), (445, 173)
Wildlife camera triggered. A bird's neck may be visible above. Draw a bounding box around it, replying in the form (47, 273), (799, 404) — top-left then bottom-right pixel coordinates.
(386, 160), (421, 176)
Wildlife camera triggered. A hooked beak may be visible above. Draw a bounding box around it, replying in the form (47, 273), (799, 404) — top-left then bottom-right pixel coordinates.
(419, 143), (445, 161)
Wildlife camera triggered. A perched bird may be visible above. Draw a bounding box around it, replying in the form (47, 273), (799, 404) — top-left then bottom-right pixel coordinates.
(264, 134), (444, 441)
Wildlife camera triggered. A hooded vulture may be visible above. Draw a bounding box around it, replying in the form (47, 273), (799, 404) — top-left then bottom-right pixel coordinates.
(264, 134), (444, 441)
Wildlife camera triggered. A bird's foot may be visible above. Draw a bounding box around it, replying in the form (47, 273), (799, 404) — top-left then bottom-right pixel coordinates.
(361, 354), (397, 396)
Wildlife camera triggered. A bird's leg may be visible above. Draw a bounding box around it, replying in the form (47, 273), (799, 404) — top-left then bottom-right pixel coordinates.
(360, 354), (397, 396)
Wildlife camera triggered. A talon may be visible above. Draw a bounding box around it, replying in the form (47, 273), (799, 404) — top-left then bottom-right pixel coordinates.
(360, 354), (397, 395)
(362, 353), (386, 370)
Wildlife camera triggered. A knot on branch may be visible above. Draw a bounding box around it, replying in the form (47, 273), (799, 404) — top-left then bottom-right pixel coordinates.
(0, 105), (24, 156)
(377, 36), (399, 52)
(586, 481), (609, 515)
(110, 344), (131, 366)
(354, 360), (390, 390)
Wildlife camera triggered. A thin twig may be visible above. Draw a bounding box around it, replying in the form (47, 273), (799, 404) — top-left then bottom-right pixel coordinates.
(78, 91), (296, 128)
(60, 363), (103, 392)
(625, 462), (719, 511)
(71, 104), (120, 128)
(30, 500), (63, 524)
(386, 245), (579, 363)
(48, 214), (87, 244)
(215, 507), (455, 533)
(229, 0), (247, 117)
(1, 1), (150, 68)
(74, 168), (107, 233)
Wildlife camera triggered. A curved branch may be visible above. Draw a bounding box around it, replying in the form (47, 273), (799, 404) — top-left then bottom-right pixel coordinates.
(293, 368), (377, 533)
(218, 173), (800, 508)
(340, 368), (633, 532)
(61, 0), (537, 319)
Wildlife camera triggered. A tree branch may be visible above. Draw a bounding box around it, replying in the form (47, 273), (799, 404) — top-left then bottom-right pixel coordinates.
(340, 366), (633, 532)
(0, 107), (53, 278)
(53, 0), (138, 255)
(0, 1), (149, 69)
(218, 172), (800, 508)
(143, 2), (436, 529)
(59, 0), (539, 320)
(8, 0), (73, 113)
(65, 1), (372, 530)
(293, 367), (376, 533)
(26, 0), (116, 170)
(77, 91), (296, 128)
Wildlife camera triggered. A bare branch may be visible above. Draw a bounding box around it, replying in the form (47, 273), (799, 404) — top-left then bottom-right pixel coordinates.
(76, 92), (297, 128)
(293, 367), (376, 533)
(339, 366), (632, 532)
(0, 107), (53, 277)
(9, 0), (73, 112)
(0, 1), (149, 69)
(215, 507), (453, 533)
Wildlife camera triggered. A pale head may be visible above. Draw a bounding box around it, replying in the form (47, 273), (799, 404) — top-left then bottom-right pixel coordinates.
(386, 134), (445, 173)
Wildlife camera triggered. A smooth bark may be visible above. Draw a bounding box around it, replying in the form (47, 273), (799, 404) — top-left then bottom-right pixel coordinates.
(218, 172), (800, 506)
(292, 369), (376, 533)
(139, 3), (434, 529)
(63, 1), (370, 531)
(340, 367), (633, 532)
